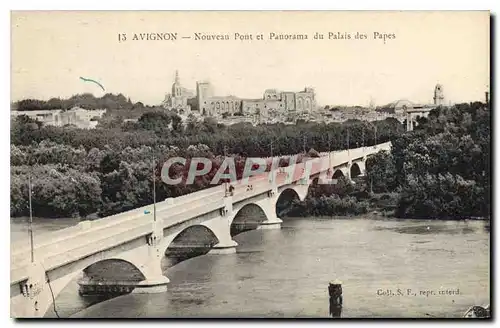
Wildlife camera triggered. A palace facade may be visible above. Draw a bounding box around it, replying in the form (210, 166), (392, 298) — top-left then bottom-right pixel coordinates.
(163, 71), (317, 117)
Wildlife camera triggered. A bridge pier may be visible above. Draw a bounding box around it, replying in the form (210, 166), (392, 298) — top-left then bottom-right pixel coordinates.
(204, 207), (239, 255)
(133, 275), (170, 294)
(134, 245), (169, 294)
(134, 232), (170, 293)
(258, 218), (283, 230)
(208, 239), (238, 254)
(263, 186), (284, 229)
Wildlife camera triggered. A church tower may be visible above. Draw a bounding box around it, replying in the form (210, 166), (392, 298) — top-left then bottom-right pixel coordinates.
(172, 70), (182, 97)
(165, 70), (191, 114)
(433, 84), (445, 106)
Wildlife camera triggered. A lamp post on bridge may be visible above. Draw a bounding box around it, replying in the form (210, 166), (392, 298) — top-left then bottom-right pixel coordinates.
(152, 153), (157, 224)
(327, 134), (332, 171)
(28, 174), (34, 263)
(223, 145), (229, 196)
(303, 134), (307, 154)
(269, 137), (276, 172)
(346, 127), (350, 156)
(269, 137), (276, 159)
(149, 149), (163, 247)
(362, 125), (364, 148)
(268, 137), (279, 185)
(27, 159), (42, 263)
(364, 121), (377, 148)
(369, 165), (374, 195)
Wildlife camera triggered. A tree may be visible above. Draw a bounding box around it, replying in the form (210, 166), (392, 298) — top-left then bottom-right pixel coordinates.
(365, 150), (397, 193)
(138, 111), (172, 132)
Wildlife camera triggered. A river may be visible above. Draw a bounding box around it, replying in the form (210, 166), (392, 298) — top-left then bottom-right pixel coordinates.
(11, 216), (490, 318)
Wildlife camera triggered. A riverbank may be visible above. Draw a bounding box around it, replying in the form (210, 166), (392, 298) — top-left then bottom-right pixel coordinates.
(287, 191), (399, 218)
(287, 190), (490, 221)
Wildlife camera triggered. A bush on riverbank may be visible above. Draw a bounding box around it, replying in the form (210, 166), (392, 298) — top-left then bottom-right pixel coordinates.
(396, 172), (487, 219)
(289, 195), (370, 217)
(368, 192), (400, 211)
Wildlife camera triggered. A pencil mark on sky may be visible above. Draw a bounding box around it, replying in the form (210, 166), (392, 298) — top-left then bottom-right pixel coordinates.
(79, 77), (105, 91)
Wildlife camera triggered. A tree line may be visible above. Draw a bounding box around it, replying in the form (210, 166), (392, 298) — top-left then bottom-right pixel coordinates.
(11, 93), (489, 220)
(365, 101), (490, 219)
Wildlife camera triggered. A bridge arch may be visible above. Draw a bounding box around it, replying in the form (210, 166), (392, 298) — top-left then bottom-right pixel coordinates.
(44, 257), (149, 318)
(275, 183), (310, 219)
(230, 203), (268, 237)
(82, 259), (146, 284)
(308, 177), (321, 198)
(275, 188), (301, 218)
(279, 183), (310, 202)
(350, 163), (362, 179)
(163, 225), (220, 267)
(332, 168), (346, 179)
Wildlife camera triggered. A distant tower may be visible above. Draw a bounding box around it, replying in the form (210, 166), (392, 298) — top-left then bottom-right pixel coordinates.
(433, 84), (445, 106)
(196, 81), (213, 115)
(486, 85), (490, 105)
(369, 96), (375, 110)
(165, 70), (191, 114)
(172, 70), (182, 97)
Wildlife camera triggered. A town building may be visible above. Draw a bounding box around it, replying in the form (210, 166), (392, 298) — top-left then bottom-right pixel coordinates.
(10, 107), (107, 129)
(377, 83), (445, 114)
(241, 88), (316, 118)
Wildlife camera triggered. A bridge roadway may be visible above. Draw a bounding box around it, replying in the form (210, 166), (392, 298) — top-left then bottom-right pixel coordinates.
(10, 141), (391, 317)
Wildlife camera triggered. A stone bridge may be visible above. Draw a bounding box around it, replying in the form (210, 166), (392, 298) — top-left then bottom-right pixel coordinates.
(10, 142), (391, 318)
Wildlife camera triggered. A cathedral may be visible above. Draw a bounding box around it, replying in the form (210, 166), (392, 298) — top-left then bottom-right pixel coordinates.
(162, 71), (194, 114)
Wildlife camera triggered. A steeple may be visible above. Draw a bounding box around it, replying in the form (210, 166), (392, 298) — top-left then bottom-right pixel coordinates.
(174, 70), (180, 84)
(172, 70), (182, 96)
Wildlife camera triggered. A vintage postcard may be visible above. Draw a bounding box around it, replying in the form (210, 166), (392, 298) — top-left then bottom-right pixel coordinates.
(10, 11), (490, 319)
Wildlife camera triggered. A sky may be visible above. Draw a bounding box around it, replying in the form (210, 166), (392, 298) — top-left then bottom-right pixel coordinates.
(11, 11), (490, 107)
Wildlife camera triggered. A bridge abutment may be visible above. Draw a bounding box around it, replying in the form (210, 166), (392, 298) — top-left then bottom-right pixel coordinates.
(11, 262), (81, 318)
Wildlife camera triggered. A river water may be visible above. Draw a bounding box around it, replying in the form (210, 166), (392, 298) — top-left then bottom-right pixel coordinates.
(11, 216), (490, 318)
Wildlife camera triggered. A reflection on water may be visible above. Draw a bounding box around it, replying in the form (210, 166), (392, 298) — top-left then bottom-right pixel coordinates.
(373, 220), (480, 235)
(165, 247), (212, 268)
(11, 216), (490, 318)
